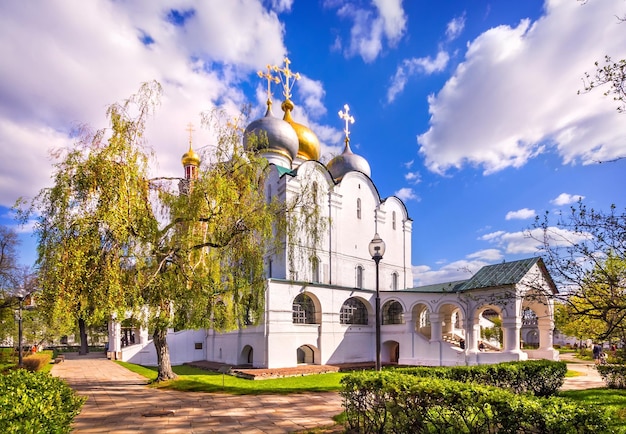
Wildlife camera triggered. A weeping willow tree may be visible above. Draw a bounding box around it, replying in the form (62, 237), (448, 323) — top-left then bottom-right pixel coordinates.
(21, 82), (283, 381)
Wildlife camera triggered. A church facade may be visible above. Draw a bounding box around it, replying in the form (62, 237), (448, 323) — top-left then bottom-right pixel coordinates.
(108, 60), (559, 368)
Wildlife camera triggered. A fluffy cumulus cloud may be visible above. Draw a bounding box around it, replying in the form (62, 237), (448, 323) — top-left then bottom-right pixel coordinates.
(331, 0), (407, 62)
(387, 51), (450, 103)
(417, 0), (626, 175)
(412, 249), (502, 286)
(479, 226), (590, 255)
(551, 193), (585, 206)
(0, 0), (287, 206)
(394, 187), (419, 202)
(505, 208), (536, 220)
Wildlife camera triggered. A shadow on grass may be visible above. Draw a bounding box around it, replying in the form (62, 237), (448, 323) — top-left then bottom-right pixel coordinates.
(116, 361), (345, 395)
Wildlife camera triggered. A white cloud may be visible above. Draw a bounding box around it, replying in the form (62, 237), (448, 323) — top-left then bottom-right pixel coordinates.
(551, 193), (585, 206)
(296, 76), (327, 119)
(268, 0), (294, 13)
(333, 0), (407, 62)
(466, 249), (504, 262)
(387, 51), (450, 103)
(0, 1), (287, 206)
(505, 208), (536, 220)
(413, 257), (487, 286)
(394, 187), (419, 202)
(446, 14), (466, 41)
(404, 171), (422, 184)
(479, 226), (591, 255)
(417, 0), (626, 175)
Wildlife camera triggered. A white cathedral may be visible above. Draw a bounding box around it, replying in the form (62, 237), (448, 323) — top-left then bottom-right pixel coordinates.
(108, 60), (559, 369)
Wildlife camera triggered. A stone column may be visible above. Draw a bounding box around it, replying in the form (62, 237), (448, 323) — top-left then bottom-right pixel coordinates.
(502, 317), (522, 353)
(538, 318), (554, 351)
(429, 313), (443, 343)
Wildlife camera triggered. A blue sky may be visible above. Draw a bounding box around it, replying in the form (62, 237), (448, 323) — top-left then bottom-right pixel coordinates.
(0, 0), (624, 286)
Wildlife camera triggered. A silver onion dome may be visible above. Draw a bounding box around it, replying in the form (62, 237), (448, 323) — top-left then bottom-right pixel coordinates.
(327, 139), (371, 182)
(244, 102), (299, 164)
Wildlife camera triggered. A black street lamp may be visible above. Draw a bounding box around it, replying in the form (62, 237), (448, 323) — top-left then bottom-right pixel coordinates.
(15, 291), (26, 367)
(368, 233), (385, 371)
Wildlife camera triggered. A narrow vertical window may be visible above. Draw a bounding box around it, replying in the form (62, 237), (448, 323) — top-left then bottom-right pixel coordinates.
(311, 257), (320, 283)
(356, 266), (364, 288)
(392, 272), (398, 290)
(357, 198), (361, 219)
(392, 211), (396, 230)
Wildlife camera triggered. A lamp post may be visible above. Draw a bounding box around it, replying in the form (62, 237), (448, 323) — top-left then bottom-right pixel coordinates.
(368, 233), (385, 371)
(15, 291), (25, 367)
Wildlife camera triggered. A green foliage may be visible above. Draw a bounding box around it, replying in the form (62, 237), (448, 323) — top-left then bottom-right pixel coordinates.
(597, 364), (626, 389)
(21, 82), (290, 381)
(21, 352), (52, 372)
(0, 369), (85, 433)
(560, 388), (626, 433)
(341, 371), (609, 433)
(534, 203), (626, 343)
(395, 360), (567, 397)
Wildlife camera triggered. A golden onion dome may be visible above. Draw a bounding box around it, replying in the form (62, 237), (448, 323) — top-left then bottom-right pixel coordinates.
(281, 99), (321, 162)
(181, 143), (200, 167)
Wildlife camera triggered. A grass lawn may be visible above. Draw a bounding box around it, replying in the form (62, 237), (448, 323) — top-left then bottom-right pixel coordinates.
(116, 361), (346, 394)
(559, 388), (626, 433)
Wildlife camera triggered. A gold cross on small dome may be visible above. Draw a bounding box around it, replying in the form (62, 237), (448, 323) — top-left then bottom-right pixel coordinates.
(338, 104), (355, 140)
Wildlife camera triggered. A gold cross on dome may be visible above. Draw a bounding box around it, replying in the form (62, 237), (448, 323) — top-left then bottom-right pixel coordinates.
(272, 57), (301, 100)
(186, 123), (195, 147)
(257, 65), (280, 102)
(338, 104), (355, 140)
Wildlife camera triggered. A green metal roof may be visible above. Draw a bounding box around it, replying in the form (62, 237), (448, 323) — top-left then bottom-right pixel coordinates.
(405, 280), (468, 293)
(275, 165), (296, 177)
(405, 257), (556, 294)
(456, 257), (541, 291)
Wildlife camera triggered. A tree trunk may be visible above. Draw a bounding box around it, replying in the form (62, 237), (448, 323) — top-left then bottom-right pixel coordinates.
(153, 326), (177, 382)
(78, 318), (89, 355)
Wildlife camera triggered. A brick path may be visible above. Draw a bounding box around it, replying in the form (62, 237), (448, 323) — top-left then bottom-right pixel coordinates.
(51, 352), (604, 433)
(51, 353), (343, 433)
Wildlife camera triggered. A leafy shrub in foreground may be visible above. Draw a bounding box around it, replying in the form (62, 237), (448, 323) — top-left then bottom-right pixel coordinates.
(0, 369), (85, 433)
(341, 371), (609, 433)
(395, 360), (567, 396)
(597, 364), (626, 389)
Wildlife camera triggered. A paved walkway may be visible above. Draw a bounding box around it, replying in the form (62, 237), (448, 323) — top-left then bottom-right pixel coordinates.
(559, 352), (606, 391)
(51, 353), (343, 433)
(51, 352), (604, 433)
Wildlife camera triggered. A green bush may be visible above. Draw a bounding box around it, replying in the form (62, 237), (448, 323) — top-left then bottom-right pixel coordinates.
(597, 364), (626, 389)
(22, 353), (52, 372)
(341, 371), (609, 433)
(0, 369), (85, 433)
(395, 360), (567, 396)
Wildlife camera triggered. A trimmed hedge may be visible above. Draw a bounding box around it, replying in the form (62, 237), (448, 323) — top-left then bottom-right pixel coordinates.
(394, 360), (567, 396)
(597, 364), (626, 389)
(0, 369), (85, 433)
(341, 371), (609, 433)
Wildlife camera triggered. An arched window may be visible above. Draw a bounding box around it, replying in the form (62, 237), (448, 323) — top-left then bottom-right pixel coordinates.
(392, 211), (396, 230)
(340, 298), (368, 325)
(356, 265), (364, 288)
(311, 257), (320, 283)
(382, 301), (403, 325)
(391, 272), (398, 290)
(356, 198), (361, 219)
(522, 308), (538, 326)
(420, 310), (428, 328)
(293, 293), (316, 324)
